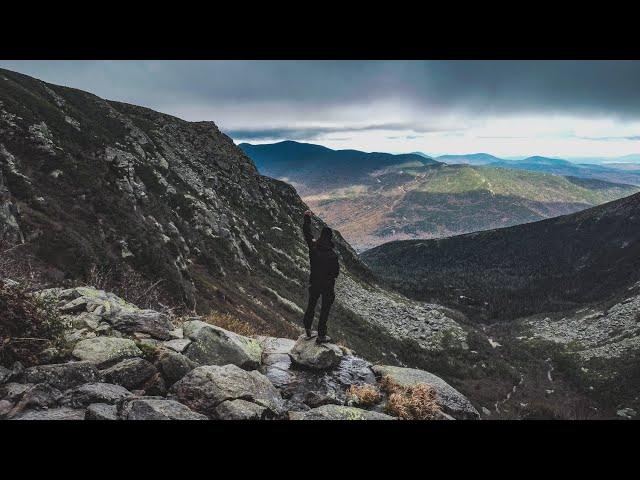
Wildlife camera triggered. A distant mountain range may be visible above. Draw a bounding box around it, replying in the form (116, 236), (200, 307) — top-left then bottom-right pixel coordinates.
(240, 141), (640, 251)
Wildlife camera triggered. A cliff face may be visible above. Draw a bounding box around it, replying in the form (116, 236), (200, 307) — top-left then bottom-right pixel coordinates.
(0, 68), (366, 336)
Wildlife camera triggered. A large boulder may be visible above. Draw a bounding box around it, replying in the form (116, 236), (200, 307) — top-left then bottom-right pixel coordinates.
(110, 310), (174, 340)
(11, 407), (86, 420)
(170, 364), (285, 419)
(5, 383), (62, 418)
(182, 321), (262, 370)
(72, 337), (142, 367)
(372, 365), (480, 420)
(20, 361), (100, 390)
(290, 404), (394, 420)
(120, 398), (207, 420)
(155, 351), (197, 386)
(61, 382), (132, 407)
(85, 403), (118, 420)
(289, 335), (343, 370)
(215, 399), (268, 420)
(100, 358), (158, 390)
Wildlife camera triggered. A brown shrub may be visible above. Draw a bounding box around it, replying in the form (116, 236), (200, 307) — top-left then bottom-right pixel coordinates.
(85, 263), (174, 313)
(380, 375), (441, 420)
(0, 282), (67, 366)
(203, 312), (260, 337)
(347, 383), (382, 407)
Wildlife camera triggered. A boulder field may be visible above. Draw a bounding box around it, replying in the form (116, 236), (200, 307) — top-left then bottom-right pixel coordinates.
(0, 286), (479, 420)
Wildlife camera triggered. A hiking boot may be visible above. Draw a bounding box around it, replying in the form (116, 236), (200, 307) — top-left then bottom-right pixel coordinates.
(316, 335), (332, 345)
(305, 329), (317, 339)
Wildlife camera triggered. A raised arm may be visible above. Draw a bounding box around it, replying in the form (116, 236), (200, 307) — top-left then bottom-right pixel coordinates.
(302, 210), (315, 249)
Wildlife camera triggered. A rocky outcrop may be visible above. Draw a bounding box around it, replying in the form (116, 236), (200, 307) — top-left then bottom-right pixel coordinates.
(182, 321), (262, 370)
(1, 285), (480, 421)
(170, 364), (285, 419)
(289, 335), (343, 370)
(372, 365), (480, 420)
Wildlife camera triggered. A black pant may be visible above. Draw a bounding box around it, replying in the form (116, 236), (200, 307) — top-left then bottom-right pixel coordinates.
(303, 284), (335, 337)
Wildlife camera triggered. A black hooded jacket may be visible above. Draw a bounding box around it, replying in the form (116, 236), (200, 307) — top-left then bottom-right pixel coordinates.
(303, 216), (340, 288)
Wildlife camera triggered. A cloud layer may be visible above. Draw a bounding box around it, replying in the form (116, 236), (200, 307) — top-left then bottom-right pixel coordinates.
(1, 60), (639, 157)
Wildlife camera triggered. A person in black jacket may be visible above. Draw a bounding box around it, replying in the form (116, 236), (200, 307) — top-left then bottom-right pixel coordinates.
(302, 209), (340, 344)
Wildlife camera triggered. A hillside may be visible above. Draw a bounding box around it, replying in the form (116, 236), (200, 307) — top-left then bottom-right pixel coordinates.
(362, 191), (640, 320)
(239, 141), (440, 194)
(305, 163), (637, 251)
(241, 142), (639, 251)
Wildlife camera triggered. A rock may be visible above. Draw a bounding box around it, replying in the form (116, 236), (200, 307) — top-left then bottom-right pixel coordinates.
(0, 365), (13, 384)
(0, 399), (13, 418)
(141, 373), (167, 396)
(289, 335), (343, 370)
(304, 391), (343, 408)
(72, 337), (142, 366)
(85, 403), (118, 420)
(121, 398), (207, 420)
(482, 406), (492, 416)
(0, 382), (33, 402)
(182, 320), (262, 370)
(21, 361), (100, 390)
(100, 358), (158, 390)
(215, 399), (267, 420)
(170, 364), (285, 419)
(61, 383), (132, 407)
(163, 338), (191, 353)
(616, 407), (637, 419)
(291, 404), (395, 420)
(12, 407), (86, 420)
(110, 310), (174, 340)
(155, 351), (197, 386)
(7, 383), (62, 418)
(372, 365), (480, 420)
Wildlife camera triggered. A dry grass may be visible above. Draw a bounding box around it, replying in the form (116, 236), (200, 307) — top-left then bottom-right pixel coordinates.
(347, 383), (382, 407)
(380, 375), (441, 420)
(203, 311), (260, 337)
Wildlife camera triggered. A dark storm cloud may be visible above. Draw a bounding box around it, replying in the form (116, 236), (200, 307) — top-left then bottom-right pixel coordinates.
(1, 60), (640, 121)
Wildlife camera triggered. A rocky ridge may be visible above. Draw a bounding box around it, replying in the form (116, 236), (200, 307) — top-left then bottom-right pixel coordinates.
(0, 286), (479, 420)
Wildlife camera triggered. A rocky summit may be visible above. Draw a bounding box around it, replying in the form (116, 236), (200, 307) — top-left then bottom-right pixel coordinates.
(0, 287), (475, 420)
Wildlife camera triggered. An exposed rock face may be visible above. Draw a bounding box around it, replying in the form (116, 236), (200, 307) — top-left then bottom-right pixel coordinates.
(170, 364), (285, 419)
(120, 398), (207, 420)
(372, 365), (480, 420)
(72, 337), (142, 366)
(290, 405), (394, 420)
(182, 320), (262, 370)
(289, 335), (343, 370)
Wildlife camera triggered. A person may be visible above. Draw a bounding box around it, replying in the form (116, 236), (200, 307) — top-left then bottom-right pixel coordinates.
(301, 209), (339, 344)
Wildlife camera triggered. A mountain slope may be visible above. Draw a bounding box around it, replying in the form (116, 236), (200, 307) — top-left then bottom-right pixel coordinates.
(435, 153), (504, 165)
(362, 191), (640, 320)
(241, 142), (639, 251)
(239, 141), (440, 194)
(306, 163), (638, 251)
(0, 68), (473, 368)
(489, 157), (640, 186)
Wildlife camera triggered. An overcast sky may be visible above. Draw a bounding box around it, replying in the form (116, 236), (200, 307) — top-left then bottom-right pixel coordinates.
(1, 60), (639, 159)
